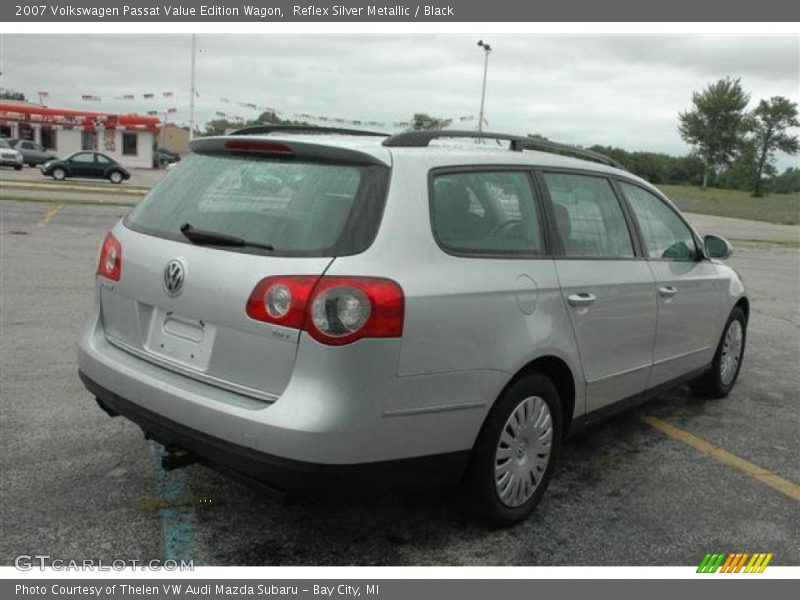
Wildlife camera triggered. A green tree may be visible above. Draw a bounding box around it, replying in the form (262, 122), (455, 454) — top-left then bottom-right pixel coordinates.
(717, 140), (759, 191)
(772, 167), (800, 194)
(253, 111), (308, 126)
(747, 96), (799, 197)
(412, 113), (452, 130)
(0, 89), (26, 101)
(200, 111), (309, 137)
(678, 77), (751, 189)
(202, 118), (235, 136)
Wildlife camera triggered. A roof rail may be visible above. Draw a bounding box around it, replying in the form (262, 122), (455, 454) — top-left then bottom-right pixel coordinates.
(381, 130), (625, 170)
(230, 124), (389, 137)
(516, 138), (626, 170)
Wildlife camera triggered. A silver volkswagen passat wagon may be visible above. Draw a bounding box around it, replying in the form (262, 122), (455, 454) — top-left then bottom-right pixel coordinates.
(79, 127), (748, 524)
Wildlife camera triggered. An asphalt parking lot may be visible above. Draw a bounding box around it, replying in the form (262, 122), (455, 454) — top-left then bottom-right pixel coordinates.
(1, 199), (798, 566)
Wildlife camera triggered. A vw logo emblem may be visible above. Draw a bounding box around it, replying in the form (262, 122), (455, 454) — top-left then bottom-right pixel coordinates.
(163, 259), (185, 296)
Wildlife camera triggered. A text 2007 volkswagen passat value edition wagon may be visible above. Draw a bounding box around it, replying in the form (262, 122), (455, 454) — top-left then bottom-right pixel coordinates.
(79, 127), (748, 525)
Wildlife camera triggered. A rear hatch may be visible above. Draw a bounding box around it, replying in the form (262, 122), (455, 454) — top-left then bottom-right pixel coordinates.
(100, 136), (390, 401)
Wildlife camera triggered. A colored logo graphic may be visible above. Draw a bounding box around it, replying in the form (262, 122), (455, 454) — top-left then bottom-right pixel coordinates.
(697, 552), (773, 573)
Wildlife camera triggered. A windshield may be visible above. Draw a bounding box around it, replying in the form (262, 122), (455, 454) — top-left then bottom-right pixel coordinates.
(125, 152), (390, 257)
(0, 139), (10, 149)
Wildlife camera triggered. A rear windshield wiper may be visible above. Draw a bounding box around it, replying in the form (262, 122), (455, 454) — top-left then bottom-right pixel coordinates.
(179, 222), (274, 251)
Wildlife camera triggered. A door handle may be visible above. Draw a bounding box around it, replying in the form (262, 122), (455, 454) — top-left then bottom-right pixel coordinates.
(567, 293), (596, 307)
(658, 286), (677, 298)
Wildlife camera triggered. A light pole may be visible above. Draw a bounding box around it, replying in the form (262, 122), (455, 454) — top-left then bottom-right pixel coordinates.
(477, 40), (492, 133)
(189, 34), (197, 140)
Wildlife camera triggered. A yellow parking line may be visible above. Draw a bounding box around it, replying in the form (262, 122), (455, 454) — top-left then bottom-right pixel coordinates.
(641, 415), (800, 502)
(37, 202), (63, 227)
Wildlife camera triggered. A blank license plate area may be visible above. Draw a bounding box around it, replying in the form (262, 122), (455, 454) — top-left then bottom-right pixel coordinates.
(145, 309), (216, 371)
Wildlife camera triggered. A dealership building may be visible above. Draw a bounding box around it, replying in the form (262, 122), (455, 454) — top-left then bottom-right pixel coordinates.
(0, 101), (160, 169)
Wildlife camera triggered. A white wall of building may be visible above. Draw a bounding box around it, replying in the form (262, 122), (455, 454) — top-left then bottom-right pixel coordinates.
(8, 122), (155, 169)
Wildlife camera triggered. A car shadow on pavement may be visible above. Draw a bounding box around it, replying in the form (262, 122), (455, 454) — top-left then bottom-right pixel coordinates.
(177, 384), (725, 566)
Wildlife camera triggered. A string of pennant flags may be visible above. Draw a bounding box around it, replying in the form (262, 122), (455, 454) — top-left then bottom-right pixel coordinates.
(34, 89), (476, 131)
(214, 97), (476, 129)
(70, 91), (178, 102)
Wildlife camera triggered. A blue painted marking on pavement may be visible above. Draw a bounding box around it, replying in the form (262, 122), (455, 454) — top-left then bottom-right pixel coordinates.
(150, 442), (195, 563)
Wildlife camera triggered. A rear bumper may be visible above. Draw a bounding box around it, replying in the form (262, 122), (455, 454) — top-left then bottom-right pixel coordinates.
(77, 302), (500, 490)
(80, 370), (469, 493)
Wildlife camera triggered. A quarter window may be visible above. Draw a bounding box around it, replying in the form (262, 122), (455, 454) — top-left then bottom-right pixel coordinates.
(620, 182), (697, 260)
(431, 171), (543, 256)
(543, 172), (634, 258)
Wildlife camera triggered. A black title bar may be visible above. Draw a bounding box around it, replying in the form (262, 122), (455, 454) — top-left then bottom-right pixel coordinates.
(3, 0), (799, 22)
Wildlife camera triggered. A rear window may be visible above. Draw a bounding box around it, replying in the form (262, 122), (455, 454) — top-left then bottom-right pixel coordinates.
(125, 152), (389, 257)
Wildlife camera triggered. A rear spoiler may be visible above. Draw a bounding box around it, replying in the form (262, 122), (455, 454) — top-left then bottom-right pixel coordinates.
(189, 136), (391, 167)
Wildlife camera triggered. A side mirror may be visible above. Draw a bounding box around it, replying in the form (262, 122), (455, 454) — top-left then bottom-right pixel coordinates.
(704, 234), (733, 260)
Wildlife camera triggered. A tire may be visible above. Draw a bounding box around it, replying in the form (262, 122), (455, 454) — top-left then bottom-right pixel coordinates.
(690, 306), (746, 398)
(108, 170), (123, 184)
(465, 372), (562, 526)
(14, 165), (23, 171)
(28, 162), (37, 168)
(52, 168), (66, 181)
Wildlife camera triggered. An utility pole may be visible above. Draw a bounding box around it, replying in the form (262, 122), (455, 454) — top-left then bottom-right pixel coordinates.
(189, 34), (196, 140)
(161, 109), (169, 148)
(477, 40), (492, 133)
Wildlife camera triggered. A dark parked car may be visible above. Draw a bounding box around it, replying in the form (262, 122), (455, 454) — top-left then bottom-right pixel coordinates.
(9, 139), (58, 166)
(41, 152), (130, 184)
(153, 148), (181, 168)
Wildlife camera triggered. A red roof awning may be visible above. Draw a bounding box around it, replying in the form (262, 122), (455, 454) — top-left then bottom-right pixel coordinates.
(0, 102), (160, 133)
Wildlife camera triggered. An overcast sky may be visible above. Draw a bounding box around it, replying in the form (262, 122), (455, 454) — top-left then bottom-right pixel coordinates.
(1, 35), (798, 165)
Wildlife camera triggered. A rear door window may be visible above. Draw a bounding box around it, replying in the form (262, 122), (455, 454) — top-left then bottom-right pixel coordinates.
(125, 152), (389, 257)
(430, 170), (544, 256)
(542, 172), (634, 258)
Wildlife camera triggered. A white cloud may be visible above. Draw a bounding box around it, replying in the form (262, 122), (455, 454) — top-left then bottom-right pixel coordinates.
(1, 34), (797, 165)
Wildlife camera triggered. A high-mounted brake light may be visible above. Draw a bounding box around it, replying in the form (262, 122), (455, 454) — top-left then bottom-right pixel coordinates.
(224, 140), (293, 154)
(97, 232), (122, 281)
(246, 276), (404, 345)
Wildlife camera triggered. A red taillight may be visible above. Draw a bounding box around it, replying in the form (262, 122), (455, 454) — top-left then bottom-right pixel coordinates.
(246, 276), (318, 329)
(246, 276), (404, 346)
(97, 232), (122, 281)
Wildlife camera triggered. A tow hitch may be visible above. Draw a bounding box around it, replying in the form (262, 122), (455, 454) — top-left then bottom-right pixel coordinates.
(161, 445), (196, 471)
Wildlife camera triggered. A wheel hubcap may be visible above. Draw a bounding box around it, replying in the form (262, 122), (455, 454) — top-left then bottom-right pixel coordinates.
(720, 320), (743, 386)
(494, 395), (553, 508)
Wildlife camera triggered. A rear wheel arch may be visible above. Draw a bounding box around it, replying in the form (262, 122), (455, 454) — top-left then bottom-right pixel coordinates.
(484, 355), (576, 440)
(734, 296), (749, 324)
